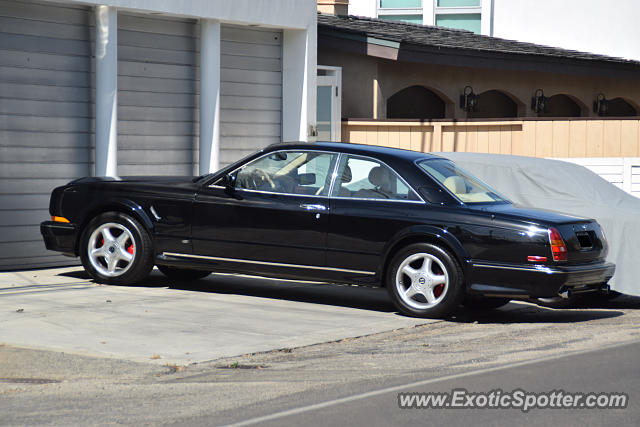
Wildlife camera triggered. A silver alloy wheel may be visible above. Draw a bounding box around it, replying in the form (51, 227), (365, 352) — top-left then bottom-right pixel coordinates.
(395, 252), (449, 310)
(87, 222), (136, 277)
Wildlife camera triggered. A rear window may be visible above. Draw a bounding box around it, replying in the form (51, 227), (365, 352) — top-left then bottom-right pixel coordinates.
(417, 159), (509, 204)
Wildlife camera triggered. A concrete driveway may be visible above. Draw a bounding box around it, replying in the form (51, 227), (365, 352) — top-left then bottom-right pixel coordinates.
(0, 267), (434, 365)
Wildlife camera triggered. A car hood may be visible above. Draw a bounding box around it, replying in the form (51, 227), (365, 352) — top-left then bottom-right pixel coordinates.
(69, 175), (198, 186)
(467, 202), (593, 226)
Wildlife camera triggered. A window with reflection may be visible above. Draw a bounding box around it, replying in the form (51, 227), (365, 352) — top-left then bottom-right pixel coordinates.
(332, 155), (420, 201)
(417, 158), (508, 204)
(235, 151), (337, 196)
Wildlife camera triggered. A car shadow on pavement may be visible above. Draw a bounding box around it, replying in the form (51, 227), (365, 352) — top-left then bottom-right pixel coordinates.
(58, 269), (633, 322)
(169, 274), (399, 313)
(60, 269), (399, 313)
(447, 303), (625, 324)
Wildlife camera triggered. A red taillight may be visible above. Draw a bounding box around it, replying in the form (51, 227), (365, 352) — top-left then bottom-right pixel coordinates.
(548, 227), (568, 261)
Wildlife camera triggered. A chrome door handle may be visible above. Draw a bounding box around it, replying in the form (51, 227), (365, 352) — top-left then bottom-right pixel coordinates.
(300, 204), (328, 211)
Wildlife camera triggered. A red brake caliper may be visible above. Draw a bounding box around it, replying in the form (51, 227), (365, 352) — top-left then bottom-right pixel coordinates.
(127, 243), (134, 255)
(433, 284), (444, 298)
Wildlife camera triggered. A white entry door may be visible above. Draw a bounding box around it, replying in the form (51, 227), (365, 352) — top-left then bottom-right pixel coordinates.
(316, 66), (342, 142)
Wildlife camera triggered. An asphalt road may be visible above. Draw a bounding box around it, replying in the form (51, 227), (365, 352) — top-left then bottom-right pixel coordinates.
(1, 266), (640, 426)
(230, 340), (639, 427)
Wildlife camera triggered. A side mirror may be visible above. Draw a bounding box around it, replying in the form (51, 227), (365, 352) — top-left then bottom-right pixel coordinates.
(223, 173), (237, 194)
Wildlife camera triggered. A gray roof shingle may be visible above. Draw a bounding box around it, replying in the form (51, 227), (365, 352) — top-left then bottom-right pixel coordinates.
(318, 13), (640, 68)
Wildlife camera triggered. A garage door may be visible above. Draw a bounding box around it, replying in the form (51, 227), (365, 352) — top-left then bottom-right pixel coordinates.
(116, 19), (282, 173)
(117, 13), (199, 176)
(0, 0), (91, 270)
(219, 25), (282, 167)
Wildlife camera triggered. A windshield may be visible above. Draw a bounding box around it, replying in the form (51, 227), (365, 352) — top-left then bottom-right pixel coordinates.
(417, 158), (509, 204)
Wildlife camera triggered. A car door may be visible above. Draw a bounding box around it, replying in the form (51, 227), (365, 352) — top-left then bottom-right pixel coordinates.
(191, 150), (338, 271)
(327, 154), (425, 274)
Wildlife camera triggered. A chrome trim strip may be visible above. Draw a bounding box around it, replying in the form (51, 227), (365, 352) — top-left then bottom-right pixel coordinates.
(300, 203), (328, 211)
(229, 188), (425, 203)
(231, 188), (331, 199)
(327, 152), (343, 197)
(473, 263), (554, 274)
(162, 252), (377, 275)
(330, 195), (425, 204)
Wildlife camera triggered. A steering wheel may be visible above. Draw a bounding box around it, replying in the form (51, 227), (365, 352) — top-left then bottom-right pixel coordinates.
(249, 168), (275, 190)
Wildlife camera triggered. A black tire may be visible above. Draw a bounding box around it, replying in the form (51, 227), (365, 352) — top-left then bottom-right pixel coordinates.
(157, 265), (211, 282)
(386, 243), (464, 318)
(80, 212), (154, 285)
(462, 296), (511, 311)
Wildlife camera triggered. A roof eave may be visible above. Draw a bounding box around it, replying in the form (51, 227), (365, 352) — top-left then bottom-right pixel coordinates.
(318, 28), (640, 79)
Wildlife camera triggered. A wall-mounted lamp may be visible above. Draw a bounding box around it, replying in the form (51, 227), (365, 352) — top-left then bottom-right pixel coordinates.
(531, 89), (547, 114)
(593, 94), (608, 116)
(460, 86), (478, 113)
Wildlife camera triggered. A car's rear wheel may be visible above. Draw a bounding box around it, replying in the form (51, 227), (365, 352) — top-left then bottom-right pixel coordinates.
(80, 212), (153, 285)
(387, 243), (464, 318)
(157, 265), (211, 282)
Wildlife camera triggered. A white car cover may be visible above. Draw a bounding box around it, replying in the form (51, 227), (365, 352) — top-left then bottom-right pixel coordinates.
(437, 152), (640, 296)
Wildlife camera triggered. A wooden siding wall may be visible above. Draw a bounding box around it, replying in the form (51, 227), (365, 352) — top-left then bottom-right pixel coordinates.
(0, 0), (92, 269)
(342, 119), (640, 158)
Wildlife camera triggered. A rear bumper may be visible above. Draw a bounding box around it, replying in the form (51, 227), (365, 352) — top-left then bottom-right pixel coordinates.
(469, 261), (615, 298)
(40, 221), (78, 255)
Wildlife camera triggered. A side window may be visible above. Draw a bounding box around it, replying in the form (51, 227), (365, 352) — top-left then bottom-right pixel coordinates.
(331, 155), (420, 201)
(234, 151), (337, 196)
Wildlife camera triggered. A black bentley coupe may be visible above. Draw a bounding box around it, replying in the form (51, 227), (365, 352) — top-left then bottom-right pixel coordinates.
(41, 142), (614, 318)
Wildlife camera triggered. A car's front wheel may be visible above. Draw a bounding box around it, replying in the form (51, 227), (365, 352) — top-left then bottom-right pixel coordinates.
(387, 243), (464, 318)
(80, 212), (154, 285)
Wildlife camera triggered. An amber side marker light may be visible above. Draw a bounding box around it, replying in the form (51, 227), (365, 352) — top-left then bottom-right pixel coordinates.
(51, 216), (70, 223)
(548, 227), (568, 261)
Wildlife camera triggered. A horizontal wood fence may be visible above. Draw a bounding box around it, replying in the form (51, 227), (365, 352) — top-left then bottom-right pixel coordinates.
(341, 119), (640, 158)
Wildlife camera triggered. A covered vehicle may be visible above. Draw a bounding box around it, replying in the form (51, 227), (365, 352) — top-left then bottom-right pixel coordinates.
(41, 142), (614, 318)
(439, 152), (638, 297)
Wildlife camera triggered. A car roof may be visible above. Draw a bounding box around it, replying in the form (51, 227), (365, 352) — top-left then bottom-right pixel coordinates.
(267, 141), (442, 162)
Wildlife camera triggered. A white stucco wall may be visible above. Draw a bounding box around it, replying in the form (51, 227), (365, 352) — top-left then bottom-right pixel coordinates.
(349, 0), (640, 61)
(348, 0), (377, 18)
(492, 0), (640, 61)
(65, 0), (316, 29)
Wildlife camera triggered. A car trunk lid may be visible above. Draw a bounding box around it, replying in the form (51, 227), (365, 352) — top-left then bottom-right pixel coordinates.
(555, 222), (608, 264)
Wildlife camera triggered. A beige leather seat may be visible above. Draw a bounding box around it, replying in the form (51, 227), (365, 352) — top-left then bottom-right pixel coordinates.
(443, 175), (467, 195)
(354, 166), (394, 198)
